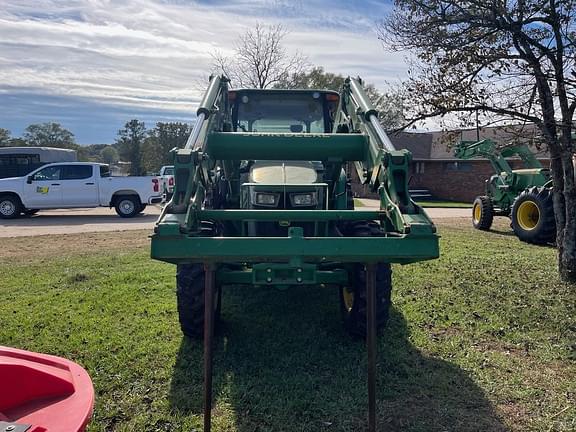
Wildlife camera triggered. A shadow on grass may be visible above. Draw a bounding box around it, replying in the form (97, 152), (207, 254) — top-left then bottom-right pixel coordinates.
(489, 228), (557, 247)
(169, 285), (507, 431)
(488, 228), (518, 238)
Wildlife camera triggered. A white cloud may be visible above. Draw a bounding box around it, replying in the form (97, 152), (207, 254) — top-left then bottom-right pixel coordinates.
(0, 0), (407, 141)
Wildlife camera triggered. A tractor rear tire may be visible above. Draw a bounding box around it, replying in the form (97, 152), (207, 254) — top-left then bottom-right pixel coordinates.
(339, 221), (392, 338)
(472, 196), (493, 230)
(511, 187), (556, 244)
(176, 263), (222, 339)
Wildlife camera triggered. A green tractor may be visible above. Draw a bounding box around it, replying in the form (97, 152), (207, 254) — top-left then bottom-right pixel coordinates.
(454, 139), (555, 244)
(151, 76), (439, 431)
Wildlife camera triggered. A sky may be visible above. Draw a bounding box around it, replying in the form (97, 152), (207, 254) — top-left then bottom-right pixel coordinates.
(0, 0), (407, 144)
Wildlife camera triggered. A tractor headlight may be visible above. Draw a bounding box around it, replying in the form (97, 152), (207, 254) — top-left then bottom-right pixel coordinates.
(255, 192), (279, 206)
(290, 192), (317, 207)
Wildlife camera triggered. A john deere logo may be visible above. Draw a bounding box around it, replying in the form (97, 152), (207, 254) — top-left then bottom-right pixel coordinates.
(36, 186), (49, 194)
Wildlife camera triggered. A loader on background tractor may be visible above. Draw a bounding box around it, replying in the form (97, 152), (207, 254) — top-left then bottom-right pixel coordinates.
(151, 75), (439, 431)
(454, 139), (556, 244)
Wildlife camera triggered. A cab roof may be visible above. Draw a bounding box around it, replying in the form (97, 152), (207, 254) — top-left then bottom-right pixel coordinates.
(229, 88), (340, 96)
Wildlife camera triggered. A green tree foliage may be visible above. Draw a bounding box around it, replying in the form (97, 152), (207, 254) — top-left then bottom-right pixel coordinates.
(101, 145), (119, 164)
(275, 66), (406, 130)
(23, 123), (77, 149)
(80, 144), (108, 162)
(136, 122), (192, 173)
(7, 138), (26, 147)
(150, 122), (191, 166)
(275, 66), (345, 91)
(19, 122), (92, 161)
(116, 120), (147, 176)
(381, 1), (576, 281)
(140, 137), (161, 174)
(364, 84), (406, 131)
(0, 128), (11, 147)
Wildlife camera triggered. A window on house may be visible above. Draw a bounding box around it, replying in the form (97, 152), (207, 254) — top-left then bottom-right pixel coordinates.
(444, 161), (472, 172)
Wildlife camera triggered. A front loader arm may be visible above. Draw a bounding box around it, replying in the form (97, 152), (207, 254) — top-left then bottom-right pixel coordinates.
(335, 77), (433, 234)
(454, 139), (514, 175)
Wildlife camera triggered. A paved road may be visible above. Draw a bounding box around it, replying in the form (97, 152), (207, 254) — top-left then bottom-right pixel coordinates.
(0, 206), (162, 238)
(0, 202), (470, 238)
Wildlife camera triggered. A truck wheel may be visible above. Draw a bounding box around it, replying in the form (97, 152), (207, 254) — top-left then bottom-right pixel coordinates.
(511, 187), (556, 244)
(176, 263), (222, 339)
(115, 196), (140, 218)
(339, 221), (392, 338)
(0, 195), (22, 219)
(138, 204), (147, 214)
(472, 196), (493, 230)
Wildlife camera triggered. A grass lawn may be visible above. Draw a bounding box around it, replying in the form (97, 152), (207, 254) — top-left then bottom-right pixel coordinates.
(0, 222), (574, 431)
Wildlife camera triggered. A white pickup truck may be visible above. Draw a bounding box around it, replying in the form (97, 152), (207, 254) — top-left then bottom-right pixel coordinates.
(0, 162), (163, 219)
(159, 165), (174, 201)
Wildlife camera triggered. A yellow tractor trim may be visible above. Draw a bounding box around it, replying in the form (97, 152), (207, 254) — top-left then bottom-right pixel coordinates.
(473, 204), (481, 223)
(517, 200), (540, 230)
(342, 288), (354, 312)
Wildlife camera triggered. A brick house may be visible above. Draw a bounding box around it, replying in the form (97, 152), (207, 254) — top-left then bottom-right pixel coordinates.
(351, 125), (550, 202)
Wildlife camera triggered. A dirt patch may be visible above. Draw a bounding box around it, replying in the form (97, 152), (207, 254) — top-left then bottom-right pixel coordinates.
(0, 230), (151, 260)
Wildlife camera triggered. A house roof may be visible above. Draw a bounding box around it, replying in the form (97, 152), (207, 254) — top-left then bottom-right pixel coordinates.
(387, 124), (549, 160)
(389, 131), (432, 159)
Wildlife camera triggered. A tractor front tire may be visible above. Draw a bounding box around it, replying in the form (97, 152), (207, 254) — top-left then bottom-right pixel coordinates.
(339, 222), (393, 338)
(176, 263), (222, 339)
(511, 187), (556, 244)
(472, 196), (494, 230)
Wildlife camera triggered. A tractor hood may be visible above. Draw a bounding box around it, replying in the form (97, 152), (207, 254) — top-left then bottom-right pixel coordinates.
(250, 161), (317, 185)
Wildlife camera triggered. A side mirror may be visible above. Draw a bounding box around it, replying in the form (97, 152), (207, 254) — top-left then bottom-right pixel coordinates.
(27, 176), (33, 184)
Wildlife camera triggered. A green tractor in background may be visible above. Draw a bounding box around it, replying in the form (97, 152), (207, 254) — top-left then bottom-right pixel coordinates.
(454, 139), (555, 244)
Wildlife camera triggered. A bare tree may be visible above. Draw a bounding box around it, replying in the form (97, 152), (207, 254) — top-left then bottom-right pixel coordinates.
(212, 23), (308, 89)
(380, 0), (576, 282)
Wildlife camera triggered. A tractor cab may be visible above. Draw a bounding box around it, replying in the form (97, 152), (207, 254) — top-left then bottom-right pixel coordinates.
(228, 89), (339, 234)
(230, 89), (340, 133)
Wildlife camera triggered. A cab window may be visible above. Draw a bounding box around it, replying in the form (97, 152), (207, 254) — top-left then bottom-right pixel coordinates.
(100, 166), (111, 177)
(32, 166), (61, 181)
(234, 92), (335, 133)
(62, 165), (93, 180)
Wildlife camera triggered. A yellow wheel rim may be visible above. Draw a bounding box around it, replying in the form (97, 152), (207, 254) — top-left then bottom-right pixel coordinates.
(517, 200), (540, 230)
(473, 203), (482, 223)
(343, 288), (354, 312)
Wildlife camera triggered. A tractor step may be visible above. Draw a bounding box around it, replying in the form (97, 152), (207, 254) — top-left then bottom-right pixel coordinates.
(409, 188), (433, 200)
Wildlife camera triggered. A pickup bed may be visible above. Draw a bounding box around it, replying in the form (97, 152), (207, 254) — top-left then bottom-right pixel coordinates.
(159, 165), (174, 201)
(0, 162), (163, 218)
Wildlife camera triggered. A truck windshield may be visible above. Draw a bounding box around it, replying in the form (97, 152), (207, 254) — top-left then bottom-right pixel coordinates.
(234, 92), (331, 133)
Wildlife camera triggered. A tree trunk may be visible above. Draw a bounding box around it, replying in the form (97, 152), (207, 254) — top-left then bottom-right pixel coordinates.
(557, 149), (576, 283)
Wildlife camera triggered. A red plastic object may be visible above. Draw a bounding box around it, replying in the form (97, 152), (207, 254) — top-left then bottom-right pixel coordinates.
(0, 346), (94, 432)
